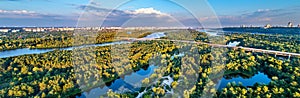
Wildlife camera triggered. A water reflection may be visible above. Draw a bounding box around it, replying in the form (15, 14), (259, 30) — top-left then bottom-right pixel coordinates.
(77, 65), (157, 98)
(0, 41), (130, 58)
(227, 41), (240, 47)
(217, 72), (271, 89)
(143, 32), (166, 39)
(197, 29), (224, 36)
(0, 48), (54, 58)
(0, 32), (166, 58)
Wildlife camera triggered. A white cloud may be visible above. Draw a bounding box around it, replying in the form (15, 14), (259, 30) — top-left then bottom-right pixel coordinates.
(0, 10), (35, 15)
(258, 18), (272, 21)
(257, 9), (270, 12)
(125, 8), (169, 16)
(0, 9), (75, 21)
(195, 8), (300, 27)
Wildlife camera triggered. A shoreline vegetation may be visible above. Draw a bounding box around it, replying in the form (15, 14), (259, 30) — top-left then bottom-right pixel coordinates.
(0, 29), (299, 98)
(0, 30), (155, 51)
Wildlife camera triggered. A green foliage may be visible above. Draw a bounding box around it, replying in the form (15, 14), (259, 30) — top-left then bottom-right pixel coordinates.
(226, 33), (300, 53)
(0, 30), (155, 51)
(0, 31), (299, 98)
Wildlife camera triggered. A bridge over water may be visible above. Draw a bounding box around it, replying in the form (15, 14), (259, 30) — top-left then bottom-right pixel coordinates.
(122, 38), (300, 59)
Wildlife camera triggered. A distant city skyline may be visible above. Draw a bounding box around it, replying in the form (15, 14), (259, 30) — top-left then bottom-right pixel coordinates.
(1, 0), (300, 27)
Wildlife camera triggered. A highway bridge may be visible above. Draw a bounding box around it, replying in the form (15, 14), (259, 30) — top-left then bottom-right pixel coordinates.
(122, 38), (300, 59)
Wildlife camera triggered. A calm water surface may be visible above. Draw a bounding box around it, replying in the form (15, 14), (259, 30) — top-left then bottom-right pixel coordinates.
(217, 72), (271, 89)
(77, 65), (157, 98)
(0, 32), (166, 58)
(227, 41), (240, 47)
(0, 41), (130, 58)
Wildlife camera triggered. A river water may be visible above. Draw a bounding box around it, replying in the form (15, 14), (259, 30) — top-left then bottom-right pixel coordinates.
(1, 31), (272, 96)
(143, 32), (166, 39)
(0, 32), (166, 97)
(0, 41), (130, 58)
(0, 32), (240, 59)
(0, 32), (166, 58)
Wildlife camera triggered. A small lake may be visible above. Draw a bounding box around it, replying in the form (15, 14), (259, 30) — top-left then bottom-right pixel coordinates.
(227, 41), (240, 47)
(217, 72), (271, 89)
(77, 65), (157, 98)
(78, 52), (185, 98)
(170, 53), (185, 60)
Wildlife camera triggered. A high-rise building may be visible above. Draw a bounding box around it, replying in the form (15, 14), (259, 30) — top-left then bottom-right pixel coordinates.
(0, 29), (9, 33)
(240, 25), (246, 28)
(264, 24), (272, 29)
(288, 22), (293, 27)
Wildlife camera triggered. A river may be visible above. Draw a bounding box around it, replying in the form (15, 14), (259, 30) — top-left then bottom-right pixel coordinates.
(0, 41), (130, 58)
(143, 32), (166, 39)
(0, 31), (272, 95)
(0, 31), (243, 59)
(0, 32), (166, 58)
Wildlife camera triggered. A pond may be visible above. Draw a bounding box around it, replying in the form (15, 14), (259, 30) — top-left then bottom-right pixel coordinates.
(227, 41), (240, 47)
(217, 72), (271, 89)
(170, 53), (185, 60)
(77, 65), (158, 98)
(0, 32), (166, 58)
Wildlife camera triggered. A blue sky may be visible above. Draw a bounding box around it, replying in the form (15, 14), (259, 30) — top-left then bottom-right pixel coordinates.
(1, 0), (300, 27)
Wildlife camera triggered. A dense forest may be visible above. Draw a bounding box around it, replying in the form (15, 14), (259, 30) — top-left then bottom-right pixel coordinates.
(0, 30), (299, 97)
(0, 41), (299, 97)
(226, 33), (300, 53)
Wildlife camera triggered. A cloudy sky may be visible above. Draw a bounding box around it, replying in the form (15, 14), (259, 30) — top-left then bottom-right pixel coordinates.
(1, 0), (300, 27)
